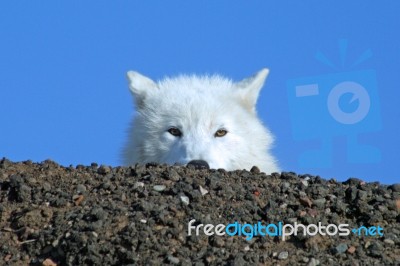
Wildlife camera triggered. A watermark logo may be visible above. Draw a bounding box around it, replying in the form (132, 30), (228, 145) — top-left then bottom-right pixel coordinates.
(287, 39), (381, 168)
(188, 220), (384, 241)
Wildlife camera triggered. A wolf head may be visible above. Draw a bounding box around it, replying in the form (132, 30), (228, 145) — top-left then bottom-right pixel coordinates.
(123, 69), (279, 174)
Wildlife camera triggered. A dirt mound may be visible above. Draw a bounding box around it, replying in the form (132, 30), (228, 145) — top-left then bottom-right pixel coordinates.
(0, 158), (399, 265)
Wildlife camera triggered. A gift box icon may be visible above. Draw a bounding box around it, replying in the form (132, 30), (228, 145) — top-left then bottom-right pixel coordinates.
(287, 40), (381, 168)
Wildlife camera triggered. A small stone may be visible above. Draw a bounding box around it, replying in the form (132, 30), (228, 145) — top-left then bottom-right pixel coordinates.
(42, 208), (53, 218)
(278, 251), (288, 260)
(333, 243), (348, 254)
(313, 198), (326, 208)
(102, 182), (111, 189)
(383, 193), (391, 199)
(167, 255), (180, 264)
(187, 160), (209, 170)
(153, 185), (166, 192)
(368, 242), (383, 257)
(73, 195), (84, 206)
(334, 200), (347, 214)
(347, 246), (356, 254)
(308, 209), (319, 217)
(378, 205), (387, 212)
(141, 174), (151, 180)
(52, 239), (59, 247)
(42, 258), (57, 266)
(92, 232), (98, 238)
(4, 254), (12, 262)
(307, 258), (320, 266)
(140, 219), (147, 224)
(18, 184), (32, 202)
(250, 166), (260, 174)
(299, 196), (312, 207)
(211, 237), (225, 247)
(42, 245), (53, 254)
(384, 239), (395, 245)
(97, 165), (111, 175)
(180, 195), (190, 205)
(344, 177), (363, 185)
(43, 182), (52, 191)
(357, 190), (368, 201)
(301, 180), (309, 187)
(134, 182), (145, 188)
(327, 194), (337, 200)
(167, 169), (181, 181)
(205, 255), (216, 263)
(234, 255), (249, 266)
(145, 162), (158, 168)
(389, 183), (400, 192)
(299, 191), (307, 197)
(199, 185), (209, 196)
(76, 184), (86, 193)
(272, 252), (278, 257)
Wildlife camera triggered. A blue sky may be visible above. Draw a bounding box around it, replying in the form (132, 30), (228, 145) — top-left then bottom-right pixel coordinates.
(1, 2), (399, 184)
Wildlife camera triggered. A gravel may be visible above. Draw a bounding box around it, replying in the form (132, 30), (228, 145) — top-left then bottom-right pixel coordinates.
(0, 158), (399, 265)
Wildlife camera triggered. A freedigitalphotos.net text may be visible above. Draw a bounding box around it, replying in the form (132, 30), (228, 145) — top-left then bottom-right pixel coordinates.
(187, 220), (384, 241)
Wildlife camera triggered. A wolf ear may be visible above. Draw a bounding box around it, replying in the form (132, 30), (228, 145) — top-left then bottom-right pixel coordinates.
(235, 68), (269, 113)
(126, 71), (158, 108)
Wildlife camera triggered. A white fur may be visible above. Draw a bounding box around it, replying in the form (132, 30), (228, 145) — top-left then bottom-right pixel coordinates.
(122, 69), (279, 174)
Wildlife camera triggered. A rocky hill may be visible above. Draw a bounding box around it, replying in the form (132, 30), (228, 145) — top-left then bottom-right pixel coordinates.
(0, 159), (399, 265)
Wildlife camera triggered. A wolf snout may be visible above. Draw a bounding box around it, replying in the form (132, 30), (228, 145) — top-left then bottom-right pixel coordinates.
(187, 160), (210, 170)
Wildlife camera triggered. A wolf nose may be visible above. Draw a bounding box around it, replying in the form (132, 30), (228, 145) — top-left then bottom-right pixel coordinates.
(187, 160), (210, 170)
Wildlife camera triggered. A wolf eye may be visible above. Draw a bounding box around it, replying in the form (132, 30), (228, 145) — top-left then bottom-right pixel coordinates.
(167, 127), (182, 137)
(215, 129), (227, 137)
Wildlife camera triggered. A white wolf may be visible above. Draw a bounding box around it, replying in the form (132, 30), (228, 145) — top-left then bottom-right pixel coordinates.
(122, 69), (279, 174)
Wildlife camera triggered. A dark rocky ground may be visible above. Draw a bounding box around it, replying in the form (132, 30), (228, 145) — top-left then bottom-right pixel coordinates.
(0, 158), (399, 265)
